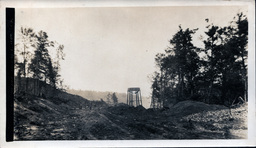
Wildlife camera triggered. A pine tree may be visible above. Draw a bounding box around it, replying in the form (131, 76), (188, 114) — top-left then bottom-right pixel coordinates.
(151, 26), (200, 107)
(234, 13), (248, 101)
(53, 44), (65, 89)
(112, 92), (118, 105)
(15, 27), (36, 93)
(106, 93), (112, 105)
(29, 30), (54, 95)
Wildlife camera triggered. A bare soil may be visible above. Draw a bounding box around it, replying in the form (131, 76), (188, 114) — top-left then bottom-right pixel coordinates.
(14, 93), (247, 140)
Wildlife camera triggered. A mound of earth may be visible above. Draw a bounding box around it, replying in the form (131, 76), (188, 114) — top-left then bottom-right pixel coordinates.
(107, 104), (146, 116)
(169, 100), (227, 117)
(14, 91), (106, 140)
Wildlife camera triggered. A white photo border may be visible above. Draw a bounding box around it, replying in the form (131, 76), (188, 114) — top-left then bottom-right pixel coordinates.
(0, 0), (255, 147)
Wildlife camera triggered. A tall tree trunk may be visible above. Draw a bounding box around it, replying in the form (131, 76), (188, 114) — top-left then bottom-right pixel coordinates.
(207, 37), (215, 104)
(221, 73), (227, 105)
(178, 67), (182, 100)
(37, 79), (40, 96)
(189, 72), (194, 97)
(23, 44), (27, 94)
(163, 72), (166, 107)
(241, 55), (247, 102)
(17, 71), (21, 94)
(181, 72), (185, 100)
(160, 70), (163, 108)
(34, 78), (36, 95)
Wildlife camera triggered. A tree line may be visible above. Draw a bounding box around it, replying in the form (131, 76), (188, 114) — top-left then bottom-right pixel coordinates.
(68, 89), (121, 105)
(151, 13), (248, 108)
(15, 27), (66, 96)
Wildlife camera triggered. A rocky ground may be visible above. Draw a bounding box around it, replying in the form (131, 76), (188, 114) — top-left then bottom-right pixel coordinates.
(14, 92), (248, 140)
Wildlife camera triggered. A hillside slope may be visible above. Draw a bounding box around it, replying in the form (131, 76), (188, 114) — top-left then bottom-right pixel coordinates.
(14, 91), (247, 140)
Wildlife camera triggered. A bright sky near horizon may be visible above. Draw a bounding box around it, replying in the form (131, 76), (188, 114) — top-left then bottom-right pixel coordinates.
(15, 6), (247, 107)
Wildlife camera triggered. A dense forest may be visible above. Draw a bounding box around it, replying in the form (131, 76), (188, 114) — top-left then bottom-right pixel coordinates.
(14, 27), (66, 97)
(151, 13), (248, 108)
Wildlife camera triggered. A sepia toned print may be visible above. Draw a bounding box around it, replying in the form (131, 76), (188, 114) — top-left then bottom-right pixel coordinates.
(13, 6), (248, 140)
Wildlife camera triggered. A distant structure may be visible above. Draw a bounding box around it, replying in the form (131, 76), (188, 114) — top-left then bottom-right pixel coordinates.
(127, 87), (142, 107)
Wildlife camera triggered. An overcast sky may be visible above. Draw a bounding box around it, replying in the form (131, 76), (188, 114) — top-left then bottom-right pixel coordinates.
(15, 6), (247, 104)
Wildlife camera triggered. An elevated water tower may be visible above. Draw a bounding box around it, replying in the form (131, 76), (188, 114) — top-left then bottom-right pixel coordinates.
(127, 87), (142, 107)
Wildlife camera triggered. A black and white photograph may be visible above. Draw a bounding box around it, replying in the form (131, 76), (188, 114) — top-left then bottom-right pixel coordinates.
(1, 0), (255, 147)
